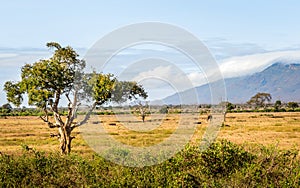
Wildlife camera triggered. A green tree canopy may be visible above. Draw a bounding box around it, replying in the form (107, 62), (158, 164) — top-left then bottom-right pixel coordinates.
(4, 42), (148, 154)
(274, 100), (282, 111)
(287, 102), (299, 110)
(247, 92), (272, 109)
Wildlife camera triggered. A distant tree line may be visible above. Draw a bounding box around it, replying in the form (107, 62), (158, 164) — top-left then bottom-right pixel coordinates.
(1, 92), (299, 118)
(225, 92), (299, 113)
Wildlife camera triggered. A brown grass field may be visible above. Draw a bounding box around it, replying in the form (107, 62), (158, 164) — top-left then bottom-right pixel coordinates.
(0, 112), (300, 155)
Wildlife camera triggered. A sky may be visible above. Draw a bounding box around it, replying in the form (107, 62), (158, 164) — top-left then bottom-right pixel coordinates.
(1, 0), (300, 105)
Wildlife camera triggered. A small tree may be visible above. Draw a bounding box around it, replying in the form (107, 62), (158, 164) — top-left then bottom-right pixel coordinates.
(287, 102), (299, 110)
(247, 92), (272, 109)
(274, 100), (282, 111)
(0, 103), (13, 118)
(226, 102), (235, 112)
(1, 103), (12, 113)
(132, 101), (149, 122)
(4, 42), (147, 154)
(224, 101), (235, 122)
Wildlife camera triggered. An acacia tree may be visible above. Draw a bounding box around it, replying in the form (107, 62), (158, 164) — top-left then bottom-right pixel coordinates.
(132, 101), (149, 122)
(287, 102), (299, 110)
(247, 92), (272, 109)
(274, 100), (282, 111)
(1, 103), (12, 113)
(4, 42), (147, 154)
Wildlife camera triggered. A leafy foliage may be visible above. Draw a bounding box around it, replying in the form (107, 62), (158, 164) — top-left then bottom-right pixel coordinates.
(0, 141), (299, 187)
(5, 42), (85, 108)
(226, 102), (235, 111)
(274, 100), (282, 111)
(247, 92), (272, 108)
(4, 82), (23, 107)
(287, 102), (299, 110)
(159, 106), (169, 114)
(200, 140), (255, 177)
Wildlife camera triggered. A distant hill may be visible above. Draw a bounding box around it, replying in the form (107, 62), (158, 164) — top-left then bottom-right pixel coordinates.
(160, 62), (300, 104)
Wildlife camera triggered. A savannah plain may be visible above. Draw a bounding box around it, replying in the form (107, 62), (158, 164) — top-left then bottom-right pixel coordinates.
(1, 112), (300, 155)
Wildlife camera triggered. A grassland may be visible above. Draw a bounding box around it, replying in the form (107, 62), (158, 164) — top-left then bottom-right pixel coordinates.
(219, 112), (300, 149)
(0, 112), (299, 155)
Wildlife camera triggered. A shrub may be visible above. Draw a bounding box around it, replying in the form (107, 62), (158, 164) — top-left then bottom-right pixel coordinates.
(199, 140), (255, 177)
(159, 106), (168, 114)
(0, 141), (299, 187)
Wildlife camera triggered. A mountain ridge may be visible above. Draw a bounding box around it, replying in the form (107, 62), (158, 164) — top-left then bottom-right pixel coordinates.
(160, 62), (300, 104)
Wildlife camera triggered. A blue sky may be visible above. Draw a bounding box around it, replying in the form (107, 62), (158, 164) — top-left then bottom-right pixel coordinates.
(1, 0), (300, 49)
(1, 1), (300, 105)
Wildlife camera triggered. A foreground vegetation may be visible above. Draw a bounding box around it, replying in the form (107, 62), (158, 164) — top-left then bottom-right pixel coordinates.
(0, 140), (299, 187)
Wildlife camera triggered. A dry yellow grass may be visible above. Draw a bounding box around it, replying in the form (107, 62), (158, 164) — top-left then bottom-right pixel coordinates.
(218, 112), (300, 149)
(0, 116), (93, 155)
(0, 112), (299, 155)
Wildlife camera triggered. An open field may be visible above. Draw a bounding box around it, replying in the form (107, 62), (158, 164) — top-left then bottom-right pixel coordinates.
(1, 112), (300, 155)
(219, 112), (300, 149)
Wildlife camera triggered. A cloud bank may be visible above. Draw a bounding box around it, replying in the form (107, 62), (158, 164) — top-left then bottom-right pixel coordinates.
(219, 50), (300, 78)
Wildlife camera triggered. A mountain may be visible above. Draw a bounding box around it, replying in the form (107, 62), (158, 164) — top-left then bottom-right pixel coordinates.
(160, 62), (300, 104)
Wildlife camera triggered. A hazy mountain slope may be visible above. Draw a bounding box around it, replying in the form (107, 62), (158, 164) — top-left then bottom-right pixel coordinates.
(161, 63), (300, 104)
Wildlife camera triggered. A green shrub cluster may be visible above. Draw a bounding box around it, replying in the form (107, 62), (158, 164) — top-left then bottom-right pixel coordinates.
(229, 108), (300, 113)
(0, 108), (45, 117)
(0, 109), (121, 117)
(0, 140), (299, 187)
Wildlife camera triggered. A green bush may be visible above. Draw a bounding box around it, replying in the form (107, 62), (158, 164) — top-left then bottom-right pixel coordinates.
(199, 140), (255, 177)
(159, 106), (168, 114)
(0, 141), (299, 187)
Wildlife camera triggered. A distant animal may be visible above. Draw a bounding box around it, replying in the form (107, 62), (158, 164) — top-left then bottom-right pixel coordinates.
(207, 114), (212, 122)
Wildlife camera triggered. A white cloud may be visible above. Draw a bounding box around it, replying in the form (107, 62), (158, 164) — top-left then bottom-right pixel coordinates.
(130, 65), (196, 100)
(132, 65), (194, 91)
(219, 50), (300, 78)
(0, 53), (18, 59)
(187, 72), (208, 86)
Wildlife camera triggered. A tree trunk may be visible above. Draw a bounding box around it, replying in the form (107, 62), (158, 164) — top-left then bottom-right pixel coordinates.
(58, 127), (72, 154)
(223, 111), (227, 122)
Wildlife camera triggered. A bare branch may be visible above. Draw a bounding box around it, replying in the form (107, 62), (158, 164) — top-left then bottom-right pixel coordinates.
(65, 90), (80, 129)
(40, 115), (48, 122)
(70, 90), (78, 119)
(52, 90), (61, 112)
(66, 93), (72, 104)
(53, 112), (65, 127)
(40, 116), (60, 128)
(39, 108), (60, 128)
(72, 102), (97, 130)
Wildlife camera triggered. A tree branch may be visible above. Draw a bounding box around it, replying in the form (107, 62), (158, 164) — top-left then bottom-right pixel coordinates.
(66, 93), (72, 104)
(40, 116), (60, 128)
(40, 108), (60, 128)
(71, 102), (97, 130)
(51, 90), (61, 113)
(65, 91), (81, 129)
